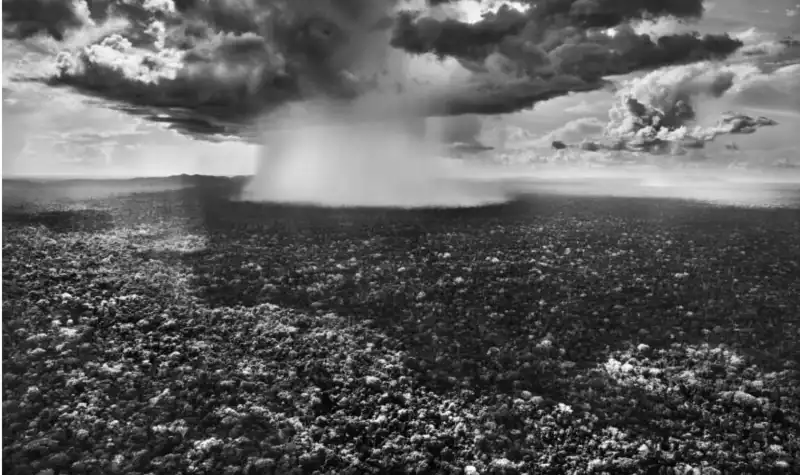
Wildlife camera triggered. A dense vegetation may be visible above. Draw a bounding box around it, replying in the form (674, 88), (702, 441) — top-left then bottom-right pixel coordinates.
(3, 176), (799, 474)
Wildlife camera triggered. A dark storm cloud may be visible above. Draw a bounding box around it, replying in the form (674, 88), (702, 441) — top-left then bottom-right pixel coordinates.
(2, 0), (92, 40)
(391, 2), (741, 83)
(37, 0), (398, 128)
(391, 7), (529, 59)
(3, 0), (746, 141)
(426, 74), (605, 116)
(540, 0), (705, 28)
(388, 1), (740, 116)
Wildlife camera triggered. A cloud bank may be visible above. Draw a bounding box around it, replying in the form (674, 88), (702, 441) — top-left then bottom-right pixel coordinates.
(2, 0), (748, 139)
(543, 61), (791, 156)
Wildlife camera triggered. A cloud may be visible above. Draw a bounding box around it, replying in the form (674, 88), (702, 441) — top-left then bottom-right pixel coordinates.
(1, 0), (750, 141)
(533, 117), (607, 147)
(392, 1), (742, 85)
(2, 0), (94, 41)
(10, 1), (406, 125)
(727, 63), (800, 113)
(550, 61), (788, 155)
(563, 99), (603, 114)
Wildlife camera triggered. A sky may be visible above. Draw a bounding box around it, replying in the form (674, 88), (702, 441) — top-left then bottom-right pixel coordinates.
(2, 0), (799, 178)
